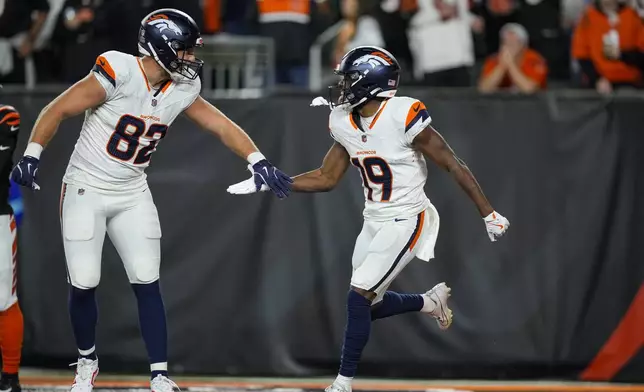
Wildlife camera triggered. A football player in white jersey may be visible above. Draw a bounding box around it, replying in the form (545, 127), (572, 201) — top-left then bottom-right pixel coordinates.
(9, 8), (292, 392)
(227, 46), (510, 392)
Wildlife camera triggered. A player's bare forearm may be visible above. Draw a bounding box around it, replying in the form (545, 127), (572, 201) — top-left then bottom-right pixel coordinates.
(29, 73), (107, 148)
(184, 96), (259, 160)
(292, 141), (350, 192)
(413, 126), (493, 217)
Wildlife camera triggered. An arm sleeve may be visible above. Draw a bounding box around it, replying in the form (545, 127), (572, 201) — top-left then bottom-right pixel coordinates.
(91, 51), (130, 100)
(402, 100), (432, 146)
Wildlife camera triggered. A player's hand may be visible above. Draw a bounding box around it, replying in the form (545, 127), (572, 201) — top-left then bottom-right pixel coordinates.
(251, 159), (293, 199)
(10, 156), (41, 191)
(483, 211), (509, 242)
(227, 165), (270, 195)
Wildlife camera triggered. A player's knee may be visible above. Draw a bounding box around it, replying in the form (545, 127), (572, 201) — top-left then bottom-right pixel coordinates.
(350, 286), (376, 301)
(128, 260), (159, 284)
(69, 269), (100, 289)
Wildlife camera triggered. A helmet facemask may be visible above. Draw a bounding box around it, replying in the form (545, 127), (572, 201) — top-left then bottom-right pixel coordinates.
(167, 38), (204, 81)
(328, 71), (370, 110)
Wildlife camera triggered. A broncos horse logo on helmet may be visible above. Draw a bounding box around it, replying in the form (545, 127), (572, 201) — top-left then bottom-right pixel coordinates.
(138, 8), (204, 81)
(329, 46), (401, 110)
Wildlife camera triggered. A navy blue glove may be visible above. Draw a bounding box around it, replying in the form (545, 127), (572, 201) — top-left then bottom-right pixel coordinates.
(10, 156), (41, 191)
(252, 159), (293, 199)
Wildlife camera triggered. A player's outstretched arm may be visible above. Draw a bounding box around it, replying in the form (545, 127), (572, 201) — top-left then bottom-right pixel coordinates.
(186, 96), (292, 199)
(291, 142), (350, 193)
(184, 96), (260, 161)
(413, 125), (510, 241)
(10, 73), (107, 191)
(227, 141), (349, 196)
(29, 73), (107, 150)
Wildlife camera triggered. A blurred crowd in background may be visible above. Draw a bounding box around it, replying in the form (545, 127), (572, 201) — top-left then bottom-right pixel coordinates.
(2, 0), (644, 94)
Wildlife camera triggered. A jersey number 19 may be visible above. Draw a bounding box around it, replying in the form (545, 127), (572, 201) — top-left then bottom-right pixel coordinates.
(351, 156), (393, 202)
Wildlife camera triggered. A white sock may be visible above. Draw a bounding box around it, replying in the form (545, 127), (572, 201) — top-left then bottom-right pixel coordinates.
(334, 374), (353, 388)
(78, 346), (96, 357)
(151, 362), (168, 372)
(421, 293), (437, 313)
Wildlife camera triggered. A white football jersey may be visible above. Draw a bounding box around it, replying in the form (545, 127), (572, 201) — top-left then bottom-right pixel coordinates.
(63, 50), (201, 193)
(329, 96), (433, 221)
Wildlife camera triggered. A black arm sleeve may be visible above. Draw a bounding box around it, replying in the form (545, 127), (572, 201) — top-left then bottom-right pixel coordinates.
(621, 50), (644, 71)
(578, 59), (600, 86)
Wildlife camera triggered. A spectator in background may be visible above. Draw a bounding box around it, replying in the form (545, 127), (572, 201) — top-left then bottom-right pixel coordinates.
(478, 23), (548, 93)
(516, 0), (569, 80)
(572, 0), (644, 93)
(408, 0), (482, 86)
(255, 0), (313, 86)
(0, 0), (50, 84)
(476, 0), (519, 54)
(374, 0), (417, 82)
(333, 0), (385, 64)
(51, 0), (110, 83)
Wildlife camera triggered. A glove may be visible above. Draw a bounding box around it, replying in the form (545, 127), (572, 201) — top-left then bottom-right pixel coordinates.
(227, 164), (270, 195)
(10, 156), (41, 191)
(252, 158), (292, 199)
(484, 211), (509, 242)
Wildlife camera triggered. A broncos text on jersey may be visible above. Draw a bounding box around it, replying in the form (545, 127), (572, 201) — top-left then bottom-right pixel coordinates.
(329, 96), (433, 221)
(63, 50), (201, 193)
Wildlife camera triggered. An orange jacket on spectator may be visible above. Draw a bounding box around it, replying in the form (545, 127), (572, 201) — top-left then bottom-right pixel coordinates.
(257, 0), (311, 24)
(572, 4), (644, 85)
(480, 48), (548, 89)
(203, 0), (221, 33)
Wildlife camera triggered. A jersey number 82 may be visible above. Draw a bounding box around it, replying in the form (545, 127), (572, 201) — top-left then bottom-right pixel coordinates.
(106, 114), (168, 165)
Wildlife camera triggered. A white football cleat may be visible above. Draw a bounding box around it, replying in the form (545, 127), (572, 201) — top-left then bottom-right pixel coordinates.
(325, 382), (351, 392)
(422, 282), (453, 330)
(69, 358), (99, 392)
(151, 374), (180, 392)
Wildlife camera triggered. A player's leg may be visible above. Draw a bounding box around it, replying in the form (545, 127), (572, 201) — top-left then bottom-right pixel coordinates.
(106, 189), (172, 388)
(0, 214), (23, 392)
(61, 183), (107, 391)
(329, 210), (449, 392)
(369, 208), (451, 327)
(327, 222), (375, 392)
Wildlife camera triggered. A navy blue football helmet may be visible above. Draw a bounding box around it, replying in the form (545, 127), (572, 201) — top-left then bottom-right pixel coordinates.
(329, 46), (401, 110)
(138, 9), (204, 81)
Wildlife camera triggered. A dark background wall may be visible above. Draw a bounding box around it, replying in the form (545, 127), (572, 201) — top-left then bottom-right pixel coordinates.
(4, 90), (643, 382)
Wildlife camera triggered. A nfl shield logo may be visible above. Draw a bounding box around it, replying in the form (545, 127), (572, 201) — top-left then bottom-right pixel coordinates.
(362, 135), (367, 143)
(78, 188), (85, 195)
(151, 99), (157, 107)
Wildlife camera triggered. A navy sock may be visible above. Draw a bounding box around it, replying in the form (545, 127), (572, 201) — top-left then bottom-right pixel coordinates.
(68, 286), (98, 360)
(131, 281), (168, 379)
(338, 290), (372, 378)
(371, 291), (424, 321)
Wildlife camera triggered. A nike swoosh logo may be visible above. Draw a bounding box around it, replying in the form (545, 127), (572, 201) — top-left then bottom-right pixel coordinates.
(99, 60), (106, 66)
(10, 126), (18, 132)
(413, 103), (421, 112)
(394, 218), (407, 222)
(0, 146), (10, 151)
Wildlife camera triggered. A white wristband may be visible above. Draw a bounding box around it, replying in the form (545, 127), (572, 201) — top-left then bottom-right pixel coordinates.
(247, 151), (266, 165)
(24, 142), (44, 159)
